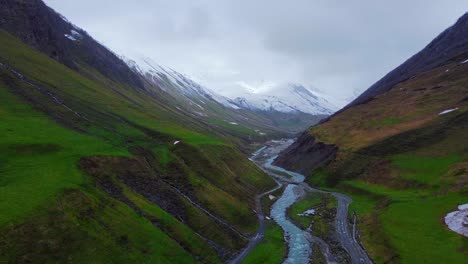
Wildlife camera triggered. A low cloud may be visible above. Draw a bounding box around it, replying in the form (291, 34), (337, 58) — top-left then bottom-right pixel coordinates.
(45, 0), (467, 100)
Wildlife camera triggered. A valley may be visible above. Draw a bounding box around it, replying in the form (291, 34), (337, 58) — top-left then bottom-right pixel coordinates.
(0, 1), (466, 263)
(234, 139), (372, 264)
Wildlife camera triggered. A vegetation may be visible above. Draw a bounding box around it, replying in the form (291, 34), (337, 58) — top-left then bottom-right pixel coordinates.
(0, 29), (276, 262)
(287, 193), (337, 233)
(243, 222), (286, 264)
(304, 62), (468, 263)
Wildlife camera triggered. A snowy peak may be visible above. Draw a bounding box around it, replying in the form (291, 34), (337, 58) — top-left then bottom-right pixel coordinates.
(121, 56), (337, 116)
(230, 83), (338, 115)
(121, 56), (239, 109)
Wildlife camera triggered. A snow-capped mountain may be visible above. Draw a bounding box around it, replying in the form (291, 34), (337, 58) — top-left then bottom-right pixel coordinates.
(122, 56), (239, 110)
(122, 56), (339, 117)
(230, 83), (339, 115)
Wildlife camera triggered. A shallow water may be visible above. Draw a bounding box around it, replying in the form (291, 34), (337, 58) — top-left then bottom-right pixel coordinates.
(267, 154), (311, 263)
(271, 184), (311, 263)
(265, 156), (304, 182)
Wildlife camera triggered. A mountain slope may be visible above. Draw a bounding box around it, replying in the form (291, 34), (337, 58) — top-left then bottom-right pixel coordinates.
(275, 13), (468, 263)
(0, 0), (279, 262)
(343, 12), (468, 111)
(124, 56), (331, 137)
(0, 0), (143, 89)
(231, 83), (338, 115)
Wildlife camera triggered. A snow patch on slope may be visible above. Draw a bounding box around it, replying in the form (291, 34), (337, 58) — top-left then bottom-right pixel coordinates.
(64, 30), (82, 41)
(439, 108), (458, 115)
(445, 203), (468, 237)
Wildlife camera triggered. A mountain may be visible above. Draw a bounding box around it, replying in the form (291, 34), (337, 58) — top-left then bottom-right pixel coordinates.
(0, 0), (143, 89)
(123, 56), (240, 110)
(0, 0), (281, 262)
(275, 13), (468, 263)
(342, 12), (468, 111)
(122, 56), (333, 135)
(230, 83), (338, 115)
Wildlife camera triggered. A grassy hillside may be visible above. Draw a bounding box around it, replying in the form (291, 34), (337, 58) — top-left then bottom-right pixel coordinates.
(303, 60), (468, 263)
(0, 29), (276, 262)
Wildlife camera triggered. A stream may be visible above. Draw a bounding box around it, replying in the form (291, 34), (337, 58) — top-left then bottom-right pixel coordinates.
(253, 140), (313, 263)
(245, 139), (372, 264)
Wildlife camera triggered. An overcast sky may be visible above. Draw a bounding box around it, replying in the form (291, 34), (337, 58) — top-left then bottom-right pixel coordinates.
(44, 0), (466, 101)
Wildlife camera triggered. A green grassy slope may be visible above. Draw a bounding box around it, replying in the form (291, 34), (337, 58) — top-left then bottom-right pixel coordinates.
(303, 61), (468, 263)
(0, 30), (275, 262)
(243, 223), (286, 264)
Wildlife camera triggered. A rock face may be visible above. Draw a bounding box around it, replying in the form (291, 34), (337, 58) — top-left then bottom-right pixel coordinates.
(0, 0), (143, 89)
(342, 12), (468, 111)
(273, 131), (337, 175)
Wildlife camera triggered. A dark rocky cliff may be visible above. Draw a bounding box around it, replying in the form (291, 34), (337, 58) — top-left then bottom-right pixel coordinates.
(273, 131), (337, 175)
(0, 0), (143, 89)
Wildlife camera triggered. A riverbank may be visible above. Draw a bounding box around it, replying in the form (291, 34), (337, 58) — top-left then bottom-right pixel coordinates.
(234, 139), (372, 264)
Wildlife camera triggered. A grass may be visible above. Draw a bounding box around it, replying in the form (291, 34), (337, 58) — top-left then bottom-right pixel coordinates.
(302, 68), (468, 263)
(1, 189), (198, 263)
(0, 30), (223, 147)
(124, 188), (221, 263)
(381, 193), (467, 264)
(287, 193), (322, 229)
(243, 222), (286, 264)
(391, 154), (460, 184)
(380, 117), (403, 126)
(324, 168), (468, 264)
(0, 29), (276, 262)
(0, 83), (128, 226)
(207, 117), (257, 136)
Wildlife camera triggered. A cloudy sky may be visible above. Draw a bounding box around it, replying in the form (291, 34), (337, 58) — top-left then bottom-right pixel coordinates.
(45, 0), (466, 101)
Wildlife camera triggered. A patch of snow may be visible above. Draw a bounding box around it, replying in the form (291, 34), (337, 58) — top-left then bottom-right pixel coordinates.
(265, 216), (271, 220)
(298, 209), (316, 216)
(173, 141), (180, 145)
(461, 59), (468, 64)
(444, 204), (468, 237)
(439, 108), (458, 115)
(229, 122), (238, 125)
(64, 30), (82, 41)
(269, 195), (276, 200)
(445, 69), (450, 72)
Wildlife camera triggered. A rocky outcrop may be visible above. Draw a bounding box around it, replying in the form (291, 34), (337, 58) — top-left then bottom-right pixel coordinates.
(273, 131), (337, 175)
(0, 0), (144, 89)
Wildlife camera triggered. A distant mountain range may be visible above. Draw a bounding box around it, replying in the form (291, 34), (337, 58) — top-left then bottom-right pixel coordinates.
(123, 56), (338, 117)
(230, 83), (339, 115)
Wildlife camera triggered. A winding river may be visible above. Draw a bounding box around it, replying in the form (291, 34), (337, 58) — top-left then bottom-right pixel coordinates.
(234, 139), (372, 264)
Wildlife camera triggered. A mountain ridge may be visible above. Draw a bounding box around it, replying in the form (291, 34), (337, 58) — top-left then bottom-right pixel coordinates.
(274, 12), (468, 263)
(341, 11), (468, 112)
